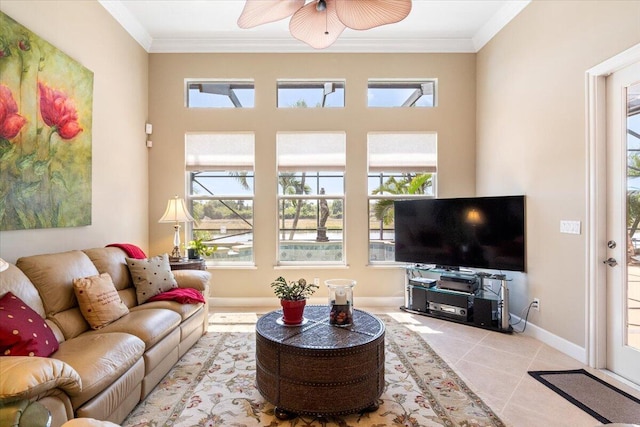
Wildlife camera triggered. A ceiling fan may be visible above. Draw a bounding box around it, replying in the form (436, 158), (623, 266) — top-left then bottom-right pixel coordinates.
(237, 0), (413, 49)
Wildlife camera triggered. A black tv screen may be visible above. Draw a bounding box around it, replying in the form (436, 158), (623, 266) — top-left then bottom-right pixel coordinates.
(394, 196), (526, 272)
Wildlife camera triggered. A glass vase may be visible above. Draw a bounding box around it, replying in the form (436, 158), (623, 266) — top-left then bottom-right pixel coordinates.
(326, 279), (356, 326)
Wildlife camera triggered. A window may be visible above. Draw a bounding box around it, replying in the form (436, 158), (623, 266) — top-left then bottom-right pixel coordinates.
(277, 80), (345, 108)
(367, 80), (436, 108)
(186, 80), (255, 108)
(368, 132), (437, 263)
(186, 133), (255, 264)
(277, 132), (346, 264)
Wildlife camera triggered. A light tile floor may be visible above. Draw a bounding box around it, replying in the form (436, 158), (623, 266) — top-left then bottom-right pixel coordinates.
(211, 305), (640, 427)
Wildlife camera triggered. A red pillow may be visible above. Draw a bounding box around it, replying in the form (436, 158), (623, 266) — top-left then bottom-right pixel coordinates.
(0, 292), (59, 357)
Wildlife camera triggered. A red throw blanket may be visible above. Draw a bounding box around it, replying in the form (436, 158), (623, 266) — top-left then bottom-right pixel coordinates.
(147, 288), (205, 304)
(106, 243), (147, 259)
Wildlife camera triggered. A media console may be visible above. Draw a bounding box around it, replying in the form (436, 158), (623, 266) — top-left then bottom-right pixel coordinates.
(401, 265), (512, 333)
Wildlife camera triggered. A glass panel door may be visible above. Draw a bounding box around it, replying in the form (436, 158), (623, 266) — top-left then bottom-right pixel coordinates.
(606, 60), (640, 385)
(627, 80), (640, 353)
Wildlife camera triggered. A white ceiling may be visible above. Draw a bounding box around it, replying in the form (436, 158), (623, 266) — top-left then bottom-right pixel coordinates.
(98, 0), (530, 53)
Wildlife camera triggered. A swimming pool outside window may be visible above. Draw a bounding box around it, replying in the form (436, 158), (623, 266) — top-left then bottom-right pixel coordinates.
(277, 132), (346, 265)
(368, 132), (437, 263)
(186, 132), (255, 265)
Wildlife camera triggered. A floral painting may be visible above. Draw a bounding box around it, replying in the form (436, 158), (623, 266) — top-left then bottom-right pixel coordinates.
(0, 11), (93, 231)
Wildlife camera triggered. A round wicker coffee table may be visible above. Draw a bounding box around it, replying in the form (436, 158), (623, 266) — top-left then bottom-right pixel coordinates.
(255, 305), (385, 419)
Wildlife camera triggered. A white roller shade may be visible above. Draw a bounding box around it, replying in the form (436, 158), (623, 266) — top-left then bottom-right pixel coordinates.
(185, 132), (255, 171)
(368, 132), (437, 173)
(277, 132), (346, 171)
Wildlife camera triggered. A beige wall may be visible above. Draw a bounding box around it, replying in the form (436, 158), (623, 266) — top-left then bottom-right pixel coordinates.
(477, 0), (640, 346)
(0, 1), (149, 262)
(7, 0), (633, 350)
(148, 53), (476, 301)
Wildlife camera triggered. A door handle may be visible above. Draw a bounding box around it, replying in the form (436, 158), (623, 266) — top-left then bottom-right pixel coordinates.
(603, 257), (618, 267)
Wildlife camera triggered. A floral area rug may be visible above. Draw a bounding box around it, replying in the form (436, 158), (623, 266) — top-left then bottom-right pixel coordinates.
(122, 313), (504, 427)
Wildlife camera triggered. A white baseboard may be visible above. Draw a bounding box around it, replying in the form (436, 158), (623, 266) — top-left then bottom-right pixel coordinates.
(208, 299), (587, 364)
(209, 296), (405, 308)
(510, 313), (588, 364)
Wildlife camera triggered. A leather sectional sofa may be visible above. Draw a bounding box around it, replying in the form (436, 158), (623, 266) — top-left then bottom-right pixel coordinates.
(0, 247), (211, 427)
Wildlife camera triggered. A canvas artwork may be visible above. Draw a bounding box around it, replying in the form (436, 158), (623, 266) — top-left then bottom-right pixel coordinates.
(0, 11), (94, 231)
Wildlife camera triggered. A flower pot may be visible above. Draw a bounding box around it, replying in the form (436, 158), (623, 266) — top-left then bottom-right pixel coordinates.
(187, 249), (200, 260)
(280, 299), (306, 325)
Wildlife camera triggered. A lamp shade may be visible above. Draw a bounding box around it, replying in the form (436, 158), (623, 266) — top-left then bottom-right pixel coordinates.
(0, 258), (8, 272)
(158, 196), (195, 223)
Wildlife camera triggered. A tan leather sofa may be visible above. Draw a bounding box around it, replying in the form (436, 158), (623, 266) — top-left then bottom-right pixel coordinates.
(0, 247), (211, 427)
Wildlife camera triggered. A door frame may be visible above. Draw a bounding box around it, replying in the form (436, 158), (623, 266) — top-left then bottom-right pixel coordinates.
(586, 43), (640, 370)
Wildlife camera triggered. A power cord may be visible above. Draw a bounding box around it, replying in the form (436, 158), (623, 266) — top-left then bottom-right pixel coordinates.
(510, 300), (536, 334)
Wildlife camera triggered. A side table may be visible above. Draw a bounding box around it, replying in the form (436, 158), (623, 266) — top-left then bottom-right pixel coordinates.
(255, 305), (385, 418)
(169, 258), (206, 271)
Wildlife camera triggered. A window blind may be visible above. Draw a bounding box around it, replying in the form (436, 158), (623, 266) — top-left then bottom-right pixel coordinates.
(368, 132), (437, 173)
(277, 132), (346, 171)
(185, 132), (255, 171)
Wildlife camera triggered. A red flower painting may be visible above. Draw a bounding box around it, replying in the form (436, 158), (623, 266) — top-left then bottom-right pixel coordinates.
(38, 81), (82, 140)
(1, 11), (93, 231)
(0, 84), (26, 140)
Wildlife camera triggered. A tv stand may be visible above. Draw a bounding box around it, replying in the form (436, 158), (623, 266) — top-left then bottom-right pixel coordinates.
(402, 265), (512, 333)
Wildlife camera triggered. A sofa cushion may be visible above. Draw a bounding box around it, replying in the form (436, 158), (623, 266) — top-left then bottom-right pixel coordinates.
(83, 247), (133, 291)
(84, 309), (181, 349)
(126, 254), (177, 304)
(0, 355), (82, 401)
(17, 251), (99, 339)
(130, 300), (203, 322)
(73, 273), (129, 330)
(0, 263), (46, 318)
(0, 292), (59, 357)
(52, 332), (145, 408)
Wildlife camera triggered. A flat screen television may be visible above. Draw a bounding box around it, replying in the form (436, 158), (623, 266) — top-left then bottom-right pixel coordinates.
(394, 196), (526, 272)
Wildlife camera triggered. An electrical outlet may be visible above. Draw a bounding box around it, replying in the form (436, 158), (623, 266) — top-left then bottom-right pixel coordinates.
(313, 278), (319, 286)
(532, 298), (540, 311)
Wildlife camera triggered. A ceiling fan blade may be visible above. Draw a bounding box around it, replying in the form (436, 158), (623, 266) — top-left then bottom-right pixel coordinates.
(237, 0), (305, 29)
(335, 0), (412, 30)
(289, 0), (346, 49)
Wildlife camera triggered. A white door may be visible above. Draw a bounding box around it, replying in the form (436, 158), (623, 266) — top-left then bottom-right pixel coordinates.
(606, 61), (640, 385)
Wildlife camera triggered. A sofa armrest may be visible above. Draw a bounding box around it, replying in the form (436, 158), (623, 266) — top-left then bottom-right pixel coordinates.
(0, 356), (81, 402)
(172, 270), (211, 293)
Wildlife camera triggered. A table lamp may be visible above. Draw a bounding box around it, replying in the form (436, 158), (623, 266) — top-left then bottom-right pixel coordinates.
(158, 196), (195, 261)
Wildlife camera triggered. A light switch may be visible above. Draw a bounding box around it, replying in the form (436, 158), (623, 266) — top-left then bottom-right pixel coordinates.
(560, 220), (581, 235)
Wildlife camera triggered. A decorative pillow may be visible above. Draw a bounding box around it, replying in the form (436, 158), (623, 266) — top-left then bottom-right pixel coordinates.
(126, 253), (178, 304)
(0, 292), (59, 357)
(73, 272), (129, 330)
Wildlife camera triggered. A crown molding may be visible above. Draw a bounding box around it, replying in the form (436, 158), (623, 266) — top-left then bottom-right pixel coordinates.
(148, 36), (476, 54)
(472, 0), (530, 51)
(99, 0), (530, 54)
(98, 0), (153, 51)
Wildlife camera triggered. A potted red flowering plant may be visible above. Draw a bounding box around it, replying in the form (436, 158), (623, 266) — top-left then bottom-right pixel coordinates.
(270, 276), (319, 325)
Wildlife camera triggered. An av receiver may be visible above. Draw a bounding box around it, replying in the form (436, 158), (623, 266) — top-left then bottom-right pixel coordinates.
(437, 272), (479, 294)
(425, 288), (472, 321)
